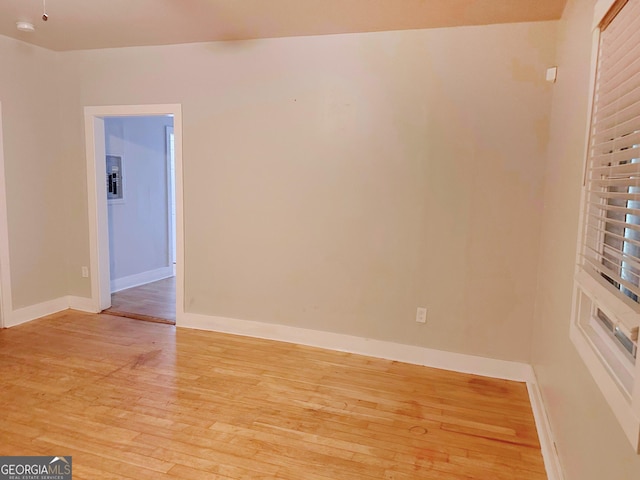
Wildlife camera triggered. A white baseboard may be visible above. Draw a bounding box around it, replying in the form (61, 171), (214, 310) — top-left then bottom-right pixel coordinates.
(110, 266), (173, 293)
(67, 295), (100, 313)
(179, 312), (533, 381)
(3, 295), (100, 327)
(527, 370), (566, 480)
(5, 297), (69, 327)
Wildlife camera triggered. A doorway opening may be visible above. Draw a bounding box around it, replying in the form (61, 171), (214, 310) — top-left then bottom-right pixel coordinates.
(102, 115), (175, 323)
(84, 105), (183, 325)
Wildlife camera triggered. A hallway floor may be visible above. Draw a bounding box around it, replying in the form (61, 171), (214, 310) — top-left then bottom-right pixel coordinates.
(104, 276), (176, 324)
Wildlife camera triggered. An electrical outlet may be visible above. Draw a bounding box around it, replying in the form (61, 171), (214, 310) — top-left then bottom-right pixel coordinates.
(416, 307), (427, 324)
(81, 266), (89, 278)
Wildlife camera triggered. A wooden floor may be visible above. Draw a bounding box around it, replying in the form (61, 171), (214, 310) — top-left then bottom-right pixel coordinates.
(106, 276), (176, 324)
(0, 310), (547, 480)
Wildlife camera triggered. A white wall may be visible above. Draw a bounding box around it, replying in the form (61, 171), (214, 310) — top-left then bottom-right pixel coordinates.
(105, 116), (173, 286)
(531, 0), (640, 477)
(0, 35), (68, 310)
(58, 22), (556, 362)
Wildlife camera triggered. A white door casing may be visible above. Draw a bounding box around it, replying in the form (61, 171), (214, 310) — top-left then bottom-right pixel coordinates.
(84, 104), (184, 320)
(0, 103), (13, 328)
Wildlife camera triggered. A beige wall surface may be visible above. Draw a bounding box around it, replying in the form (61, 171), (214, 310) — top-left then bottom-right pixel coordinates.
(5, 5), (640, 474)
(59, 22), (556, 361)
(531, 0), (640, 477)
(0, 36), (69, 309)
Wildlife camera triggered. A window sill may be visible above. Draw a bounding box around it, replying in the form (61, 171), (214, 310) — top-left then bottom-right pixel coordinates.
(571, 270), (640, 453)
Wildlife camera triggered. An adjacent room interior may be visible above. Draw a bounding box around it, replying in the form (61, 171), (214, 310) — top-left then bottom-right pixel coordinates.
(102, 115), (177, 324)
(1, 0), (640, 479)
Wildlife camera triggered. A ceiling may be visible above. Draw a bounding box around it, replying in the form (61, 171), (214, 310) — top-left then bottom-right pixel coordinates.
(0, 0), (567, 52)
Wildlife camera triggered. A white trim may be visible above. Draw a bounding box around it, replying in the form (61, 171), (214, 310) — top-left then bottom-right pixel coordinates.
(111, 266), (174, 293)
(0, 102), (12, 328)
(179, 312), (533, 382)
(3, 296), (99, 327)
(4, 297), (69, 327)
(85, 114), (109, 310)
(173, 108), (184, 325)
(67, 295), (100, 313)
(571, 274), (640, 452)
(593, 0), (618, 29)
(580, 30), (601, 189)
(527, 370), (566, 480)
(84, 104), (184, 321)
(575, 269), (640, 354)
(571, 318), (640, 452)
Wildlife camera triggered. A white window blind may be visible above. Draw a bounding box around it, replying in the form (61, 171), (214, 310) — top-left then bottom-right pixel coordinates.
(583, 0), (640, 347)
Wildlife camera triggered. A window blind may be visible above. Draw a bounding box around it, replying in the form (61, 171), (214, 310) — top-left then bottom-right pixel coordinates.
(583, 0), (640, 343)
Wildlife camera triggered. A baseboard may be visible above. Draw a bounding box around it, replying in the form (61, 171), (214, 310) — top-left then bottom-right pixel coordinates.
(110, 266), (173, 293)
(179, 312), (533, 382)
(67, 295), (100, 313)
(527, 369), (566, 480)
(5, 297), (69, 327)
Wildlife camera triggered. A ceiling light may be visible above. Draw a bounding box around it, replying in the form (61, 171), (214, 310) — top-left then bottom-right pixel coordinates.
(16, 21), (35, 32)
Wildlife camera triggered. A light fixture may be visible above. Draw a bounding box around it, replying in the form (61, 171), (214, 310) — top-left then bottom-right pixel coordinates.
(16, 21), (35, 32)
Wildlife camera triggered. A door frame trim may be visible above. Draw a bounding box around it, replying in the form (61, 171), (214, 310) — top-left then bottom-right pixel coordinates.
(0, 102), (12, 327)
(84, 104), (184, 320)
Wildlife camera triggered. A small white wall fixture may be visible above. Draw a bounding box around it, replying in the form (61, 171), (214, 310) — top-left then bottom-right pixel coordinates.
(0, 102), (13, 328)
(84, 104), (184, 319)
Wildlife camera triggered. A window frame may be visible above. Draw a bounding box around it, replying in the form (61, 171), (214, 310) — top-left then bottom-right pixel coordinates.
(571, 0), (640, 454)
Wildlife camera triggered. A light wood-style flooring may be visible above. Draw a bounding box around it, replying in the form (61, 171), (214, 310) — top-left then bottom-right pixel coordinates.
(0, 310), (547, 479)
(105, 276), (176, 324)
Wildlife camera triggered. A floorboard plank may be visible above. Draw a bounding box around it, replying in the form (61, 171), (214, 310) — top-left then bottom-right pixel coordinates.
(0, 310), (547, 479)
(106, 276), (175, 323)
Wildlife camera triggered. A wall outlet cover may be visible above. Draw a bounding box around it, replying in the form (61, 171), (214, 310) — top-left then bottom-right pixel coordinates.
(416, 307), (427, 324)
